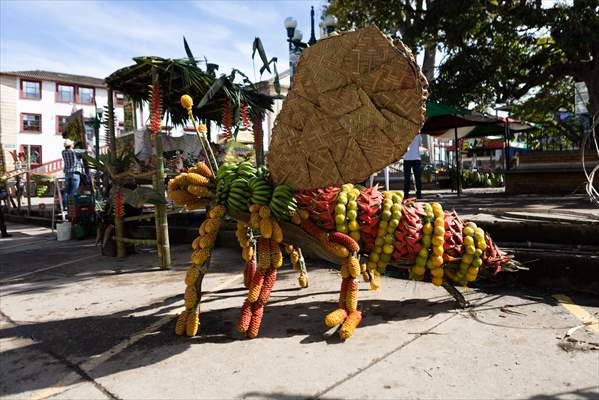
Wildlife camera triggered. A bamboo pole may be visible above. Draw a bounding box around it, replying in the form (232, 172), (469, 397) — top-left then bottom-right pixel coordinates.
(115, 187), (126, 258)
(151, 70), (171, 270)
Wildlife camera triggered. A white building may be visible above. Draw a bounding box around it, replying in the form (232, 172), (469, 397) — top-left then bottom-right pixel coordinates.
(0, 70), (126, 174)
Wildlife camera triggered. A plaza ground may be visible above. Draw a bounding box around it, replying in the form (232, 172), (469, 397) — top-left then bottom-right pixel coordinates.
(1, 222), (598, 399)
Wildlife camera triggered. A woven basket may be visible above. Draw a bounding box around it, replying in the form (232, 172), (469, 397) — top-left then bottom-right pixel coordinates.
(268, 25), (428, 190)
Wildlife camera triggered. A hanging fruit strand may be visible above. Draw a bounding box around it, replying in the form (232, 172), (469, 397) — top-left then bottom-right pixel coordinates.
(150, 84), (161, 136)
(222, 99), (232, 143)
(240, 102), (251, 130)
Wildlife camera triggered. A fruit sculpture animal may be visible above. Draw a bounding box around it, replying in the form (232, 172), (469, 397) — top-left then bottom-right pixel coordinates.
(170, 160), (516, 341)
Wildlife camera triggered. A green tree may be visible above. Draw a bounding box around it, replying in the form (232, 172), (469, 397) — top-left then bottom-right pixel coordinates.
(324, 0), (599, 115)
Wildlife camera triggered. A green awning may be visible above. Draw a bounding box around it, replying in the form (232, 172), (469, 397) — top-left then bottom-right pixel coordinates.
(425, 101), (465, 118)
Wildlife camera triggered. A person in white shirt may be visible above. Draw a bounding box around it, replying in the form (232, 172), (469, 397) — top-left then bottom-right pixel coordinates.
(403, 134), (423, 199)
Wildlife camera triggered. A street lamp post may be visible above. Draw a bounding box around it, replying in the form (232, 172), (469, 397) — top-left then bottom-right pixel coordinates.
(285, 7), (337, 80)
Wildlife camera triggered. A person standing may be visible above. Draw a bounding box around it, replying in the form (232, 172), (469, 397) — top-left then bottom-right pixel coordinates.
(0, 184), (11, 238)
(403, 134), (423, 199)
(62, 139), (85, 208)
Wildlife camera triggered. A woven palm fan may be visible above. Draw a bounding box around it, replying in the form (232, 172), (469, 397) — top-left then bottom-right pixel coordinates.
(268, 25), (428, 189)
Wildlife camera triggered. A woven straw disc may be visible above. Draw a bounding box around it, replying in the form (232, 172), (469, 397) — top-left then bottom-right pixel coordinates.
(268, 25), (428, 190)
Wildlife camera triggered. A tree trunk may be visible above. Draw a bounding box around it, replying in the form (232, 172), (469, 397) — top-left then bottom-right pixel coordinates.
(421, 43), (437, 84)
(583, 69), (599, 119)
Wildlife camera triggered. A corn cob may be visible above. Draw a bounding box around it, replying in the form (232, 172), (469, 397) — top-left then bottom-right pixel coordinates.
(191, 248), (211, 265)
(167, 190), (196, 206)
(369, 269), (381, 291)
(329, 232), (360, 253)
(300, 219), (328, 241)
(339, 277), (350, 309)
(192, 161), (212, 178)
(199, 233), (217, 249)
(250, 212), (261, 229)
(167, 179), (179, 192)
(186, 172), (210, 186)
(298, 273), (308, 288)
(175, 311), (188, 336)
(257, 237), (271, 271)
(204, 218), (222, 234)
(237, 300), (253, 333)
(340, 262), (350, 279)
(244, 257), (257, 288)
(247, 304), (264, 338)
(209, 205), (226, 219)
(184, 285), (197, 309)
(242, 245), (254, 262)
(198, 219), (209, 235)
(272, 221), (283, 243)
(192, 236), (202, 250)
(257, 268), (277, 305)
(258, 206), (271, 218)
(270, 241), (283, 269)
(249, 204), (262, 213)
(347, 256), (360, 278)
(260, 217), (273, 239)
(345, 278), (359, 312)
(339, 311), (362, 340)
(185, 310), (200, 336)
(187, 185), (210, 197)
(325, 308), (348, 328)
(285, 244), (294, 254)
(323, 240), (350, 258)
(290, 250), (299, 265)
(185, 265), (200, 287)
(247, 270), (265, 303)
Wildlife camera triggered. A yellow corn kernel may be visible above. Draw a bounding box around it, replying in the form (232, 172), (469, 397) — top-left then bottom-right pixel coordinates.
(185, 265), (200, 287)
(242, 245), (254, 262)
(199, 233), (217, 249)
(270, 241), (283, 269)
(192, 236), (202, 250)
(258, 238), (271, 271)
(204, 218), (222, 234)
(298, 273), (308, 288)
(260, 217), (273, 239)
(209, 205), (226, 219)
(325, 308), (348, 327)
(345, 279), (359, 312)
(339, 311), (362, 340)
(191, 248), (210, 265)
(185, 311), (200, 336)
(184, 285), (197, 309)
(250, 212), (261, 229)
(272, 221), (283, 243)
(187, 185), (210, 197)
(347, 256), (360, 278)
(340, 262), (350, 278)
(258, 206), (271, 218)
(175, 311), (188, 335)
(186, 173), (209, 186)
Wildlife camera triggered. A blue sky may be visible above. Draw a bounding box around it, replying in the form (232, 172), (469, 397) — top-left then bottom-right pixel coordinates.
(0, 0), (327, 80)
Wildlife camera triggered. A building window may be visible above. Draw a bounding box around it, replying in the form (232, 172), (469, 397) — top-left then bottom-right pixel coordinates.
(114, 92), (125, 107)
(20, 80), (41, 100)
(21, 113), (42, 133)
(77, 86), (94, 104)
(56, 115), (68, 135)
(56, 84), (74, 103)
(20, 145), (43, 166)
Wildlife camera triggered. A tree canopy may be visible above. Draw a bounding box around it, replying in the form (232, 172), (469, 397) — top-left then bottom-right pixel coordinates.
(324, 0), (599, 120)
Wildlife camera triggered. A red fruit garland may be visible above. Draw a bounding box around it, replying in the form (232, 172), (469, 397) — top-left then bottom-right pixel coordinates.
(240, 103), (251, 130)
(114, 188), (124, 218)
(222, 99), (232, 143)
(150, 84), (161, 136)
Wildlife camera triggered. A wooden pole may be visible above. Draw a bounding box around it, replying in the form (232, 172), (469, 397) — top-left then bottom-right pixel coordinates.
(153, 134), (171, 269)
(151, 69), (171, 270)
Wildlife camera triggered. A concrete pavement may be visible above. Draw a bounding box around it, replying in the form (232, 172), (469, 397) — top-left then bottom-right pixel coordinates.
(1, 222), (598, 399)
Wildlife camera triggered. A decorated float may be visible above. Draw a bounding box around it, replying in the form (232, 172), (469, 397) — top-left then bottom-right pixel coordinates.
(166, 26), (522, 341)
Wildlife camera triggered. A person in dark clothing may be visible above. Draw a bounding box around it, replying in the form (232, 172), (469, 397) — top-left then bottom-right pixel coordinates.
(0, 187), (10, 238)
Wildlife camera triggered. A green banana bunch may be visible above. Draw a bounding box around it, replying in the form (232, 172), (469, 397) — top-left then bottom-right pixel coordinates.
(216, 163), (238, 205)
(269, 184), (298, 221)
(249, 176), (272, 205)
(237, 161), (257, 181)
(227, 177), (251, 213)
